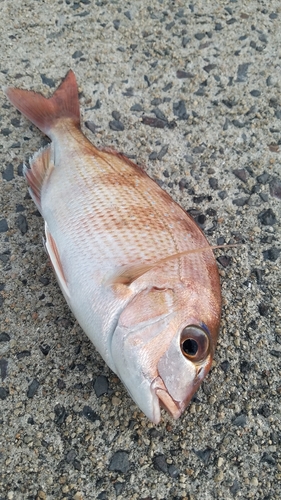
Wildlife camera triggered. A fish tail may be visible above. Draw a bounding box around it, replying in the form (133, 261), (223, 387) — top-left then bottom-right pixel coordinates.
(4, 70), (80, 137)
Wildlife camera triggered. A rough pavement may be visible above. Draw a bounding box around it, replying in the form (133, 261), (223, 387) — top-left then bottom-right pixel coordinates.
(0, 1), (280, 499)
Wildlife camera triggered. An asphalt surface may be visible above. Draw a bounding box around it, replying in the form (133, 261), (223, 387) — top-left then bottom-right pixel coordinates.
(0, 1), (280, 499)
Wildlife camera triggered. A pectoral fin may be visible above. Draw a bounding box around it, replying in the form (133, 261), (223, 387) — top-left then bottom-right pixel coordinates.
(45, 223), (70, 299)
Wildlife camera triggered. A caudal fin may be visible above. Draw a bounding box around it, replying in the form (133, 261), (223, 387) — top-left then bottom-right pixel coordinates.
(4, 70), (80, 138)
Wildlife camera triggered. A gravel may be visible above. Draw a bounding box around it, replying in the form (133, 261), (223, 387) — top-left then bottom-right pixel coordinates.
(0, 0), (280, 499)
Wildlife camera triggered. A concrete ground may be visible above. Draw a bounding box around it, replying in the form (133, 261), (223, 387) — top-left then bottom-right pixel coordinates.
(0, 1), (280, 499)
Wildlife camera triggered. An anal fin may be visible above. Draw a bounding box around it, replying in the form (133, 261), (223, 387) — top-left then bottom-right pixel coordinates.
(23, 144), (54, 212)
(45, 223), (70, 299)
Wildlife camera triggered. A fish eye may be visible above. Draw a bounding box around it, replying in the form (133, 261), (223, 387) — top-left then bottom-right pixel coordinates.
(180, 325), (210, 362)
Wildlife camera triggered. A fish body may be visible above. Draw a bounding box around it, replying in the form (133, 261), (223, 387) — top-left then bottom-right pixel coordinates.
(5, 71), (221, 423)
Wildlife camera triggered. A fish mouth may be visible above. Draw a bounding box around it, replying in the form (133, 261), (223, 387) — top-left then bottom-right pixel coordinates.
(151, 377), (184, 421)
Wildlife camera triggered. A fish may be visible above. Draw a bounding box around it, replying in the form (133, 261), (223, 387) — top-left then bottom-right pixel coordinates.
(4, 71), (221, 423)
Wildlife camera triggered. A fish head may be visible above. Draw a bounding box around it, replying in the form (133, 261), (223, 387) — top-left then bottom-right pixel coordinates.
(110, 284), (220, 424)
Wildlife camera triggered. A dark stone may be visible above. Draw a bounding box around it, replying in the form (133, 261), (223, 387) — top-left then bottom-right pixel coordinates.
(149, 152), (158, 161)
(218, 190), (227, 200)
(233, 168), (248, 182)
(109, 450), (130, 473)
(0, 359), (8, 380)
(11, 118), (21, 127)
(253, 268), (263, 284)
(215, 23), (223, 31)
(258, 404), (271, 418)
(27, 379), (40, 398)
(263, 247), (280, 261)
(0, 332), (10, 342)
(16, 204), (25, 212)
(182, 36), (190, 48)
(193, 447), (213, 465)
(1, 128), (12, 136)
(0, 387), (9, 400)
(152, 108), (167, 121)
(259, 303), (269, 316)
(16, 214), (28, 234)
(192, 146), (205, 154)
(237, 63), (251, 82)
(216, 255), (232, 268)
(41, 74), (56, 88)
(258, 208), (277, 225)
(240, 360), (252, 373)
(195, 32), (205, 40)
(173, 100), (189, 120)
(269, 177), (281, 199)
(72, 50), (83, 59)
(269, 12), (278, 19)
(0, 220), (9, 233)
(179, 179), (188, 190)
(209, 178), (218, 189)
(39, 276), (50, 285)
(57, 378), (66, 390)
(0, 252), (10, 263)
(39, 344), (51, 356)
(176, 70), (194, 79)
(217, 237), (225, 245)
(82, 405), (99, 422)
(269, 350), (281, 358)
(109, 120), (124, 131)
(17, 163), (24, 176)
(112, 111), (121, 120)
(194, 86), (205, 96)
(92, 375), (108, 396)
(113, 19), (120, 30)
(2, 163), (14, 181)
(157, 145), (169, 160)
(250, 89), (261, 97)
(206, 208), (217, 216)
(232, 119), (245, 128)
(168, 464), (180, 478)
(85, 121), (100, 134)
(74, 459), (81, 471)
(65, 449), (77, 463)
(165, 21), (175, 30)
(232, 197), (249, 206)
(162, 82), (173, 92)
(261, 453), (276, 465)
(54, 404), (67, 425)
(124, 10), (132, 20)
(203, 64), (217, 73)
(130, 104), (143, 111)
(77, 363), (85, 371)
(153, 454), (168, 473)
(142, 116), (166, 128)
(114, 482), (125, 495)
(232, 414), (247, 427)
(257, 172), (270, 184)
(16, 350), (31, 359)
(220, 360), (230, 373)
(230, 479), (240, 496)
(97, 493), (107, 500)
(259, 192), (269, 202)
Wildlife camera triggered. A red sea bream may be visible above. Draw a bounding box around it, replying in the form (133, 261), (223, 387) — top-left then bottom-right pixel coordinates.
(5, 71), (221, 423)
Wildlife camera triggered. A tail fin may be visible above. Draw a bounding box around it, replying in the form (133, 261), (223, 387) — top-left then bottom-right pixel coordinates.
(4, 70), (80, 138)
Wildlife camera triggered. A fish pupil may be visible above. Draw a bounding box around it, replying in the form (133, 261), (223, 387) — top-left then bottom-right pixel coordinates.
(182, 338), (198, 356)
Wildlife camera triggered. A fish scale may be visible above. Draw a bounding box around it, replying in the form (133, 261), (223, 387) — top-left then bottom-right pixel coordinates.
(5, 70), (221, 423)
